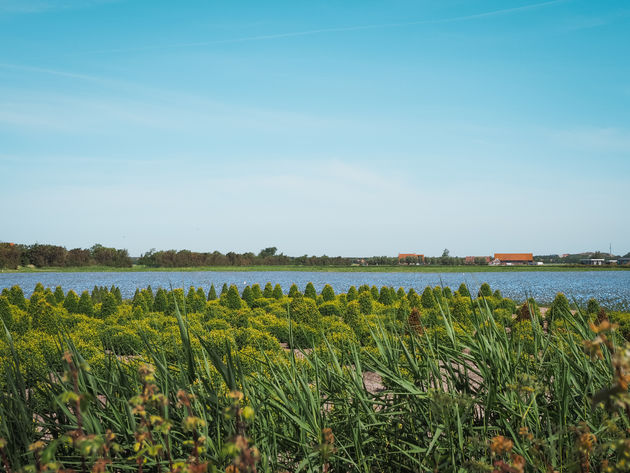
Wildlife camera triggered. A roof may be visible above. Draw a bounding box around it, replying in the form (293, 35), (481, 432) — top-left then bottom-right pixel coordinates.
(398, 253), (423, 258)
(494, 253), (533, 261)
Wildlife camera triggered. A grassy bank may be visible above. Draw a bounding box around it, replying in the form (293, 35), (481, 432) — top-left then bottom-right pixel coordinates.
(3, 264), (630, 273)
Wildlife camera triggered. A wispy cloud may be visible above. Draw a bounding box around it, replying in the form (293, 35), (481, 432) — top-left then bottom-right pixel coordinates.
(0, 0), (119, 14)
(81, 0), (568, 55)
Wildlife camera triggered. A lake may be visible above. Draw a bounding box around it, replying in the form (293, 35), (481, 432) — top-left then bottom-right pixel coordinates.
(1, 270), (629, 310)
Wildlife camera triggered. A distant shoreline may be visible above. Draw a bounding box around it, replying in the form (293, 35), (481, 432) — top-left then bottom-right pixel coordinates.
(2, 264), (629, 273)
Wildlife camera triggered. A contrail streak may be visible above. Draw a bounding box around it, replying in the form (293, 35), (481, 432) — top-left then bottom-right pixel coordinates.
(81, 0), (567, 55)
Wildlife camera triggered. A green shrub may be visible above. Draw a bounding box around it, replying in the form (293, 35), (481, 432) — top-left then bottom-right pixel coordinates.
(421, 287), (436, 309)
(319, 301), (340, 316)
(304, 282), (317, 300)
(321, 284), (335, 302)
(358, 292), (373, 315)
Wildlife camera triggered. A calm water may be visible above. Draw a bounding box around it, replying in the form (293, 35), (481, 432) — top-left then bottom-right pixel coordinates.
(1, 271), (629, 310)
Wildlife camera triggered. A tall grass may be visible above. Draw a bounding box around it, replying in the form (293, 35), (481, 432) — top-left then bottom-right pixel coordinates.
(1, 298), (629, 472)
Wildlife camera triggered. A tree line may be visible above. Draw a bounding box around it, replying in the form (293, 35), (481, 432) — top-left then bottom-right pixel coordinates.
(0, 243), (132, 269)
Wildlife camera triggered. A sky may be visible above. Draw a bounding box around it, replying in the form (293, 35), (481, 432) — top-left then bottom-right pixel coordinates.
(0, 0), (629, 257)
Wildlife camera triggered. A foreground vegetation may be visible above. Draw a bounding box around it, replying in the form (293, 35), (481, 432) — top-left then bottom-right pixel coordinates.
(1, 281), (630, 471)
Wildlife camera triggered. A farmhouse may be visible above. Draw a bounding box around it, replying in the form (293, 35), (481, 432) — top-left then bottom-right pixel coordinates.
(398, 253), (425, 264)
(580, 258), (605, 266)
(493, 253), (534, 265)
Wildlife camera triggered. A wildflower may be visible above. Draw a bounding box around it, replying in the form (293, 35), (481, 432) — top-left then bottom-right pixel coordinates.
(490, 435), (513, 456)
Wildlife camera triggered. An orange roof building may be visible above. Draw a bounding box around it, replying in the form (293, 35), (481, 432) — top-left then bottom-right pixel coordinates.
(398, 253), (425, 263)
(493, 253), (534, 264)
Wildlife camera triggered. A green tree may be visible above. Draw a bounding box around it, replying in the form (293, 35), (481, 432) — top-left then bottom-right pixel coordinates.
(289, 297), (321, 327)
(258, 247), (278, 258)
(63, 290), (79, 313)
(343, 301), (360, 327)
(396, 287), (406, 300)
(321, 284), (335, 302)
(548, 292), (571, 321)
(33, 282), (45, 293)
(77, 290), (95, 316)
(251, 284), (263, 299)
(196, 287), (206, 301)
(347, 286), (358, 302)
(358, 291), (373, 315)
(272, 284), (283, 300)
(225, 285), (242, 310)
(370, 286), (379, 300)
(112, 286), (122, 304)
(221, 283), (229, 296)
(100, 292), (118, 318)
(421, 287), (436, 309)
(478, 283), (492, 298)
(186, 287), (197, 311)
(379, 286), (393, 305)
(208, 284), (217, 301)
(263, 282), (274, 298)
(493, 289), (503, 300)
(154, 288), (168, 312)
(53, 286), (65, 305)
(288, 284), (300, 298)
(304, 282), (317, 300)
(586, 298), (600, 314)
(457, 283), (471, 298)
(242, 286), (254, 307)
(132, 290), (148, 313)
(0, 296), (14, 330)
(8, 285), (27, 310)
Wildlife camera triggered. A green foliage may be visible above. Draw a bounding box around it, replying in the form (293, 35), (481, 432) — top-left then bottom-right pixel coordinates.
(263, 282), (274, 298)
(451, 295), (471, 322)
(343, 300), (360, 327)
(358, 291), (373, 315)
(319, 301), (340, 316)
(207, 284), (217, 301)
(493, 289), (503, 300)
(221, 283), (228, 296)
(289, 296), (321, 327)
(63, 290), (79, 313)
(272, 284), (283, 300)
(420, 286), (436, 309)
(53, 286), (65, 304)
(347, 285), (358, 301)
(100, 292), (118, 318)
(251, 283), (263, 299)
(587, 298), (601, 314)
(288, 283), (300, 298)
(153, 288), (168, 312)
(77, 290), (94, 316)
(370, 285), (379, 300)
(304, 282), (317, 300)
(478, 282), (492, 298)
(0, 296), (14, 330)
(457, 283), (471, 298)
(321, 284), (335, 302)
(8, 285), (27, 310)
(379, 286), (393, 305)
(224, 285), (243, 310)
(548, 292), (571, 321)
(242, 286), (254, 307)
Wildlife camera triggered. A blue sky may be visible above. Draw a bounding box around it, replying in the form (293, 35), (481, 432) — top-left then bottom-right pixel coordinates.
(0, 0), (628, 257)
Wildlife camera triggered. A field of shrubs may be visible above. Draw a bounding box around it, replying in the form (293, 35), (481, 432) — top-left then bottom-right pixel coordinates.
(1, 281), (630, 472)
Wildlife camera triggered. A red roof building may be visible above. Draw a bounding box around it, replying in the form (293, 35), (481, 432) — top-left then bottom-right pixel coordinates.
(493, 253), (534, 265)
(398, 253), (425, 264)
